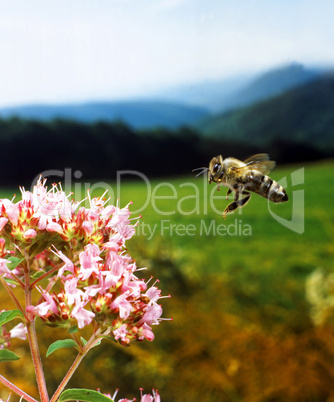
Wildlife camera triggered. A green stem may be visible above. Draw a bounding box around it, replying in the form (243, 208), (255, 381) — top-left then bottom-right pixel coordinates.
(0, 374), (39, 402)
(50, 331), (102, 402)
(26, 320), (50, 402)
(0, 276), (27, 319)
(30, 262), (63, 289)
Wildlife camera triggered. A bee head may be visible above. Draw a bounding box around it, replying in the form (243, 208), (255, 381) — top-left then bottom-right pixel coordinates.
(208, 155), (224, 184)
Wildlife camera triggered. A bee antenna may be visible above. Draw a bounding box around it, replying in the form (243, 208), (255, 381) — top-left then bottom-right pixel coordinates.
(192, 167), (208, 178)
(192, 167), (208, 172)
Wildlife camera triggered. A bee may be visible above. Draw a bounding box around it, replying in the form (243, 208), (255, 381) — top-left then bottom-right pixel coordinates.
(193, 153), (288, 218)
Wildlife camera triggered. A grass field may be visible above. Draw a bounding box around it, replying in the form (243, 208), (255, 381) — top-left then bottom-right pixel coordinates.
(1, 160), (333, 401)
(117, 160), (334, 400)
(117, 160), (334, 328)
(119, 159), (334, 275)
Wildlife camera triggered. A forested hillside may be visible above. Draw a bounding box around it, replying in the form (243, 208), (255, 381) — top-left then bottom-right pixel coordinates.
(0, 116), (331, 186)
(0, 101), (209, 130)
(198, 74), (334, 154)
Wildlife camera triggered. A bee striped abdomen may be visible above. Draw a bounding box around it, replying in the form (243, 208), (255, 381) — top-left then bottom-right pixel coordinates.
(249, 172), (288, 203)
(268, 179), (289, 203)
(258, 175), (272, 196)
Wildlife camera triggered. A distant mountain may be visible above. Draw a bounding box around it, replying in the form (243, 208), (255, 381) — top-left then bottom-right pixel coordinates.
(152, 74), (252, 112)
(0, 101), (210, 130)
(197, 73), (334, 150)
(154, 63), (323, 112)
(221, 63), (322, 112)
(0, 63), (327, 130)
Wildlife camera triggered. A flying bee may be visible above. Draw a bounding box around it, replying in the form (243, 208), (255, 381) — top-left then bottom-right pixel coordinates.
(193, 153), (288, 218)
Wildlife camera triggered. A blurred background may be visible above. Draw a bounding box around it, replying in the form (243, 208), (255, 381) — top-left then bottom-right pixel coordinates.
(0, 1), (334, 401)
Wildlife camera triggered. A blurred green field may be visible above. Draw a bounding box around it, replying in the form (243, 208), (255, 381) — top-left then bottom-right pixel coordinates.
(120, 160), (334, 327)
(116, 159), (334, 400)
(1, 160), (332, 338)
(121, 159), (334, 275)
(1, 160), (334, 401)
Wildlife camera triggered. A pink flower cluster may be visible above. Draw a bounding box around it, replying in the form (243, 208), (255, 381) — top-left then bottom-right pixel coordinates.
(0, 178), (136, 250)
(109, 388), (161, 402)
(0, 178), (166, 345)
(28, 242), (163, 343)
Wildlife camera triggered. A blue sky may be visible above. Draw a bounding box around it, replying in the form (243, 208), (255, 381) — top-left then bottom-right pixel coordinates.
(0, 0), (333, 106)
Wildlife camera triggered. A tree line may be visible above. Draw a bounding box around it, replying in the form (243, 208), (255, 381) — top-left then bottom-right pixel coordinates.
(0, 117), (330, 186)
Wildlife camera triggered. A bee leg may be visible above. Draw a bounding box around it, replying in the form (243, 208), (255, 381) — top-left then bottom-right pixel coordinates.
(223, 191), (251, 219)
(226, 188), (232, 200)
(223, 190), (239, 219)
(239, 191), (251, 208)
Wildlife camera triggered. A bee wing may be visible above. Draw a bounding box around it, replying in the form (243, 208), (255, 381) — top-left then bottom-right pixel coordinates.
(232, 154), (276, 174)
(243, 153), (270, 164)
(245, 160), (276, 174)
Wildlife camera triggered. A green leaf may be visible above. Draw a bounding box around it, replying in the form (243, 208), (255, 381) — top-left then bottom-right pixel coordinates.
(0, 310), (24, 326)
(0, 349), (20, 363)
(31, 271), (47, 280)
(80, 337), (87, 346)
(67, 325), (78, 334)
(3, 277), (19, 286)
(6, 257), (24, 271)
(58, 389), (114, 402)
(99, 335), (117, 343)
(80, 337), (101, 348)
(46, 339), (79, 357)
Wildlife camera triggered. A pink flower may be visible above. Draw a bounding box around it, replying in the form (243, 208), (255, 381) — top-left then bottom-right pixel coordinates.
(79, 244), (101, 281)
(110, 292), (132, 319)
(89, 195), (113, 216)
(84, 282), (103, 298)
(9, 323), (27, 340)
(82, 220), (94, 235)
(20, 186), (33, 204)
(46, 222), (63, 233)
(140, 389), (160, 402)
(27, 291), (59, 318)
(107, 204), (131, 228)
(1, 199), (19, 225)
(102, 239), (119, 252)
(121, 268), (146, 296)
(118, 223), (136, 241)
(100, 204), (115, 219)
(0, 259), (10, 275)
(23, 229), (37, 239)
(56, 250), (75, 278)
(84, 272), (111, 297)
(138, 304), (163, 326)
(71, 303), (95, 329)
(0, 217), (8, 232)
(64, 277), (84, 305)
(141, 395), (153, 402)
(32, 179), (70, 218)
(138, 323), (155, 341)
(36, 214), (48, 230)
(28, 302), (52, 317)
(105, 251), (125, 280)
(113, 388), (161, 402)
(145, 286), (161, 303)
(113, 324), (128, 342)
